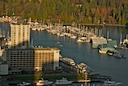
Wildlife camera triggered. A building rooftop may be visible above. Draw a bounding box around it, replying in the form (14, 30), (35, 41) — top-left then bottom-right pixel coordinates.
(7, 47), (59, 51)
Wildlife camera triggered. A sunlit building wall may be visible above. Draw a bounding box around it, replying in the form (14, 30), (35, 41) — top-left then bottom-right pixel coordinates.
(0, 48), (4, 57)
(10, 24), (30, 48)
(7, 48), (60, 72)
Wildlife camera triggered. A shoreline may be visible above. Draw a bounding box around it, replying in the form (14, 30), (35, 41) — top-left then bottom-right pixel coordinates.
(63, 23), (126, 27)
(0, 22), (126, 27)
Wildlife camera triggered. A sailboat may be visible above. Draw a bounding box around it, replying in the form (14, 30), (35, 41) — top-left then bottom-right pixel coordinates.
(118, 34), (128, 49)
(0, 28), (5, 38)
(98, 31), (117, 54)
(120, 34), (123, 45)
(122, 34), (128, 47)
(0, 29), (2, 37)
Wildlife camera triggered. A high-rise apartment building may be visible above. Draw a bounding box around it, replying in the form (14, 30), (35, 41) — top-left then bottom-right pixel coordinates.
(10, 24), (30, 48)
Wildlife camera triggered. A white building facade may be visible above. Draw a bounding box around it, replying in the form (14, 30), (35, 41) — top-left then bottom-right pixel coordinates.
(10, 24), (30, 48)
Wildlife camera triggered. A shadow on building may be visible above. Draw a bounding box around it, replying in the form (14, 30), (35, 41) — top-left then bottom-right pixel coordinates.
(0, 23), (90, 86)
(4, 40), (60, 85)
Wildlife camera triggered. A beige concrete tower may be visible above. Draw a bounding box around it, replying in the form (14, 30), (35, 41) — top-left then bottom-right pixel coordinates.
(10, 24), (30, 48)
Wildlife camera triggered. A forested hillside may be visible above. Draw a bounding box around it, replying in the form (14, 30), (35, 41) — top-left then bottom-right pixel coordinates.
(0, 0), (128, 24)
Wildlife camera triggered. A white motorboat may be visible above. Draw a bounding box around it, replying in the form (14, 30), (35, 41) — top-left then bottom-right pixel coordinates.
(36, 78), (53, 86)
(99, 47), (115, 54)
(17, 82), (31, 86)
(70, 35), (77, 39)
(55, 77), (73, 85)
(104, 81), (122, 86)
(77, 38), (84, 42)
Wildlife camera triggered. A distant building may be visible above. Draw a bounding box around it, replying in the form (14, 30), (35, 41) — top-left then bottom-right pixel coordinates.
(0, 59), (8, 75)
(9, 23), (60, 74)
(0, 64), (8, 75)
(6, 47), (60, 73)
(10, 24), (30, 48)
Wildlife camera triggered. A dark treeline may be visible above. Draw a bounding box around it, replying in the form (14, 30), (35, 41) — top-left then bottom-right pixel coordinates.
(0, 0), (128, 24)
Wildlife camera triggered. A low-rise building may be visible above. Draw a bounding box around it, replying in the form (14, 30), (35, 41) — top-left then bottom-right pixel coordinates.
(6, 47), (60, 73)
(0, 59), (8, 75)
(0, 64), (8, 75)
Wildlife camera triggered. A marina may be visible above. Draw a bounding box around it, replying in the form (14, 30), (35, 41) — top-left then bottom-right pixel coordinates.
(0, 0), (128, 86)
(31, 28), (128, 86)
(0, 23), (128, 86)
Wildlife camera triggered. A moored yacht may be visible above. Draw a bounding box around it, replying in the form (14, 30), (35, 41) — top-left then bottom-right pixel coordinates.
(36, 78), (53, 86)
(17, 82), (31, 86)
(55, 77), (73, 85)
(99, 47), (115, 54)
(104, 80), (122, 86)
(70, 35), (77, 39)
(77, 38), (84, 42)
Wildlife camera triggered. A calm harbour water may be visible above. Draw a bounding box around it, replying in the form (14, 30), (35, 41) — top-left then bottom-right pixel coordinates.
(0, 23), (128, 86)
(31, 27), (128, 86)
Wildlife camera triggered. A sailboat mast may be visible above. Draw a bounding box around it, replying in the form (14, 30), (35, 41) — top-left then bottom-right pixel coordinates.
(107, 31), (109, 40)
(120, 34), (122, 45)
(31, 39), (34, 47)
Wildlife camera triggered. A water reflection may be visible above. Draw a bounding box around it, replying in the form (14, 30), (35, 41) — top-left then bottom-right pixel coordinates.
(31, 28), (128, 86)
